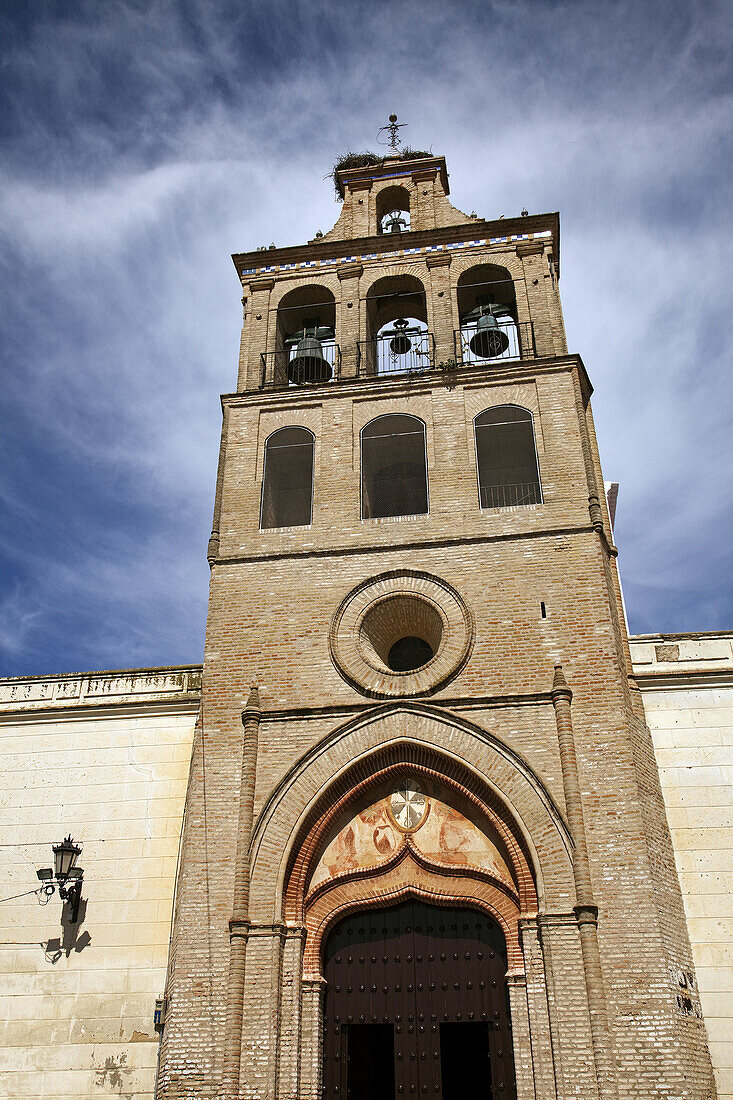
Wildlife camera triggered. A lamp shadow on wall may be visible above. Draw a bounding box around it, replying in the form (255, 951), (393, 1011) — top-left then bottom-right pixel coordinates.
(42, 896), (91, 963)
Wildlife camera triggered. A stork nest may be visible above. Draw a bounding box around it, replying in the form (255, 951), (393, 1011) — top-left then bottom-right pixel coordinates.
(331, 148), (433, 200)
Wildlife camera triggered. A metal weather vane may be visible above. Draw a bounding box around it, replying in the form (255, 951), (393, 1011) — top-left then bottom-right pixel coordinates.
(377, 113), (407, 154)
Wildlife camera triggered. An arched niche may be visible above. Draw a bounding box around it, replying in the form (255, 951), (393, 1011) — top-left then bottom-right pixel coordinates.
(376, 184), (411, 234)
(360, 414), (429, 520)
(298, 767), (528, 976)
(366, 272), (427, 334)
(274, 283), (337, 385)
(274, 734), (551, 982)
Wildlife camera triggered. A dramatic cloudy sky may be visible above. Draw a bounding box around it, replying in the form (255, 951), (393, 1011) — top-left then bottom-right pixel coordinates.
(1, 0), (731, 677)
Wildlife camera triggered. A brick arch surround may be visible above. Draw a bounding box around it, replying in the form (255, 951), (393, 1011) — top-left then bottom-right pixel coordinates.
(284, 757), (535, 916)
(248, 704), (575, 924)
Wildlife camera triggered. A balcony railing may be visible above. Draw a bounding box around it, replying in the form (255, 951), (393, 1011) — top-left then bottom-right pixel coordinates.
(356, 331), (435, 379)
(259, 342), (342, 388)
(455, 320), (535, 366)
(256, 321), (537, 389)
(479, 482), (542, 509)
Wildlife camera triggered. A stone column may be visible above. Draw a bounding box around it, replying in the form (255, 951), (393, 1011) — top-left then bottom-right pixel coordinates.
(276, 925), (307, 1100)
(520, 919), (558, 1100)
(239, 278), (275, 391)
(220, 686), (261, 1100)
(506, 970), (536, 1100)
(300, 977), (327, 1100)
(425, 253), (455, 368)
(336, 262), (363, 380)
(551, 666), (618, 1100)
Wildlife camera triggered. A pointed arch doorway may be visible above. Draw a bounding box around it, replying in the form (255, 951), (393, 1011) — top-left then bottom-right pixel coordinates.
(322, 900), (517, 1100)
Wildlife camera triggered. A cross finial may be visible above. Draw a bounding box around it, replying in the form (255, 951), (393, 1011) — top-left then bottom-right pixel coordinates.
(377, 113), (407, 155)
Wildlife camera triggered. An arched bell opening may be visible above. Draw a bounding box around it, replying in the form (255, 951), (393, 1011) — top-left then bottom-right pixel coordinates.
(376, 185), (411, 236)
(274, 283), (337, 386)
(456, 264), (522, 365)
(321, 898), (518, 1100)
(361, 275), (432, 378)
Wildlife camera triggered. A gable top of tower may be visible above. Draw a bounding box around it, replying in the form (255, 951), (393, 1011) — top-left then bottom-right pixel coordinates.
(334, 154), (450, 199)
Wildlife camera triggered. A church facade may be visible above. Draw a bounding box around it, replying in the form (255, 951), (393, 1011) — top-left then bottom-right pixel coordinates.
(0, 150), (729, 1100)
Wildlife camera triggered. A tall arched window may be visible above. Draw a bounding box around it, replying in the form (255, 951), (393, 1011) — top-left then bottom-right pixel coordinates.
(260, 427), (314, 529)
(474, 406), (542, 509)
(361, 414), (428, 520)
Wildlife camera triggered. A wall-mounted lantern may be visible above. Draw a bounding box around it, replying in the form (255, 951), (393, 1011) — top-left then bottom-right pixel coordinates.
(37, 836), (84, 922)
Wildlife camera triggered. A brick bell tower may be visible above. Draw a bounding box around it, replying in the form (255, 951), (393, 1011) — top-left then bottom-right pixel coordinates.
(157, 124), (716, 1100)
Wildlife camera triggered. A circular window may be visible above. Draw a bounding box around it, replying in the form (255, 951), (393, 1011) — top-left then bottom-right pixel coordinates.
(329, 571), (473, 698)
(388, 636), (434, 672)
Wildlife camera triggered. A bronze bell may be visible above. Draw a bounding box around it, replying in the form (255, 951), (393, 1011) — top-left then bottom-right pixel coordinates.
(389, 319), (412, 356)
(288, 336), (332, 384)
(383, 210), (407, 234)
(469, 312), (510, 358)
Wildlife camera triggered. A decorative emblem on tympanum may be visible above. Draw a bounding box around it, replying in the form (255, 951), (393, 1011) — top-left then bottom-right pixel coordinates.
(388, 779), (428, 832)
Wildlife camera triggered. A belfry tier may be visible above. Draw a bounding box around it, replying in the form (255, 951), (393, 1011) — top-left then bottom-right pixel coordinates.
(232, 154), (566, 394)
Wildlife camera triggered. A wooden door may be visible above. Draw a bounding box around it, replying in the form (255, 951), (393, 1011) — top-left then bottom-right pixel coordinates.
(322, 901), (517, 1100)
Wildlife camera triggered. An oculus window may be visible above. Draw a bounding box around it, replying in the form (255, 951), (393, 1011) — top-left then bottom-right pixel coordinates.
(361, 414), (428, 520)
(260, 426), (314, 529)
(474, 405), (541, 509)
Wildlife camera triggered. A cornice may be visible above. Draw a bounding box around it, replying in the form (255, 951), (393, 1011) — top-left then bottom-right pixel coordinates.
(232, 212), (560, 281)
(210, 522), (598, 569)
(219, 353), (592, 410)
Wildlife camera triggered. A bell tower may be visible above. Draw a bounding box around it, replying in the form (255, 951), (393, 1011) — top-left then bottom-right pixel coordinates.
(157, 125), (716, 1100)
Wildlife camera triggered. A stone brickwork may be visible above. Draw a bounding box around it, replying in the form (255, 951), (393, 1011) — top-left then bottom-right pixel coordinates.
(158, 154), (716, 1099)
(0, 630), (730, 1099)
(1, 152), (721, 1100)
(0, 667), (199, 1100)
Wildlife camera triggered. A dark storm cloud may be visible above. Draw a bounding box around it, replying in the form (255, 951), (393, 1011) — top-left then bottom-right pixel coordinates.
(1, 0), (731, 673)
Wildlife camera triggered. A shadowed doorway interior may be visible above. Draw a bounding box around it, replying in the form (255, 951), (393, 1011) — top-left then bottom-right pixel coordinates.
(321, 900), (517, 1100)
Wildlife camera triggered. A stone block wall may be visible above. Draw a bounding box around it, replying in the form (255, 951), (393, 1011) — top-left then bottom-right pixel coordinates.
(631, 633), (733, 1100)
(0, 668), (199, 1100)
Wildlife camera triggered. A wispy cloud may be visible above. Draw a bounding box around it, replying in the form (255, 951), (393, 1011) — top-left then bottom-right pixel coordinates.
(1, 0), (731, 673)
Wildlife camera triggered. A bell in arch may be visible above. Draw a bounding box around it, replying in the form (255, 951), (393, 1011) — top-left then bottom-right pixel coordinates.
(463, 300), (511, 359)
(285, 319), (334, 385)
(383, 209), (408, 234)
(387, 318), (412, 356)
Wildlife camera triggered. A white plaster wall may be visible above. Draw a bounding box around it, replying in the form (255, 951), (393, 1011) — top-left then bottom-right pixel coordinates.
(0, 673), (197, 1100)
(632, 634), (733, 1100)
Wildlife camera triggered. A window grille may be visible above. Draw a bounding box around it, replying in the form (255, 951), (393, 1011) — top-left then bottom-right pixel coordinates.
(361, 414), (428, 520)
(474, 406), (542, 510)
(260, 427), (314, 529)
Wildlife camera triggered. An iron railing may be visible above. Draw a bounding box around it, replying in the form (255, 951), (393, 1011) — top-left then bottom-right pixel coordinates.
(259, 342), (341, 388)
(356, 331), (435, 379)
(479, 482), (542, 509)
(455, 320), (535, 365)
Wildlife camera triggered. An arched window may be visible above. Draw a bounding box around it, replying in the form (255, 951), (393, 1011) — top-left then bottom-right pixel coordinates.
(260, 427), (314, 529)
(361, 414), (428, 520)
(474, 406), (542, 509)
